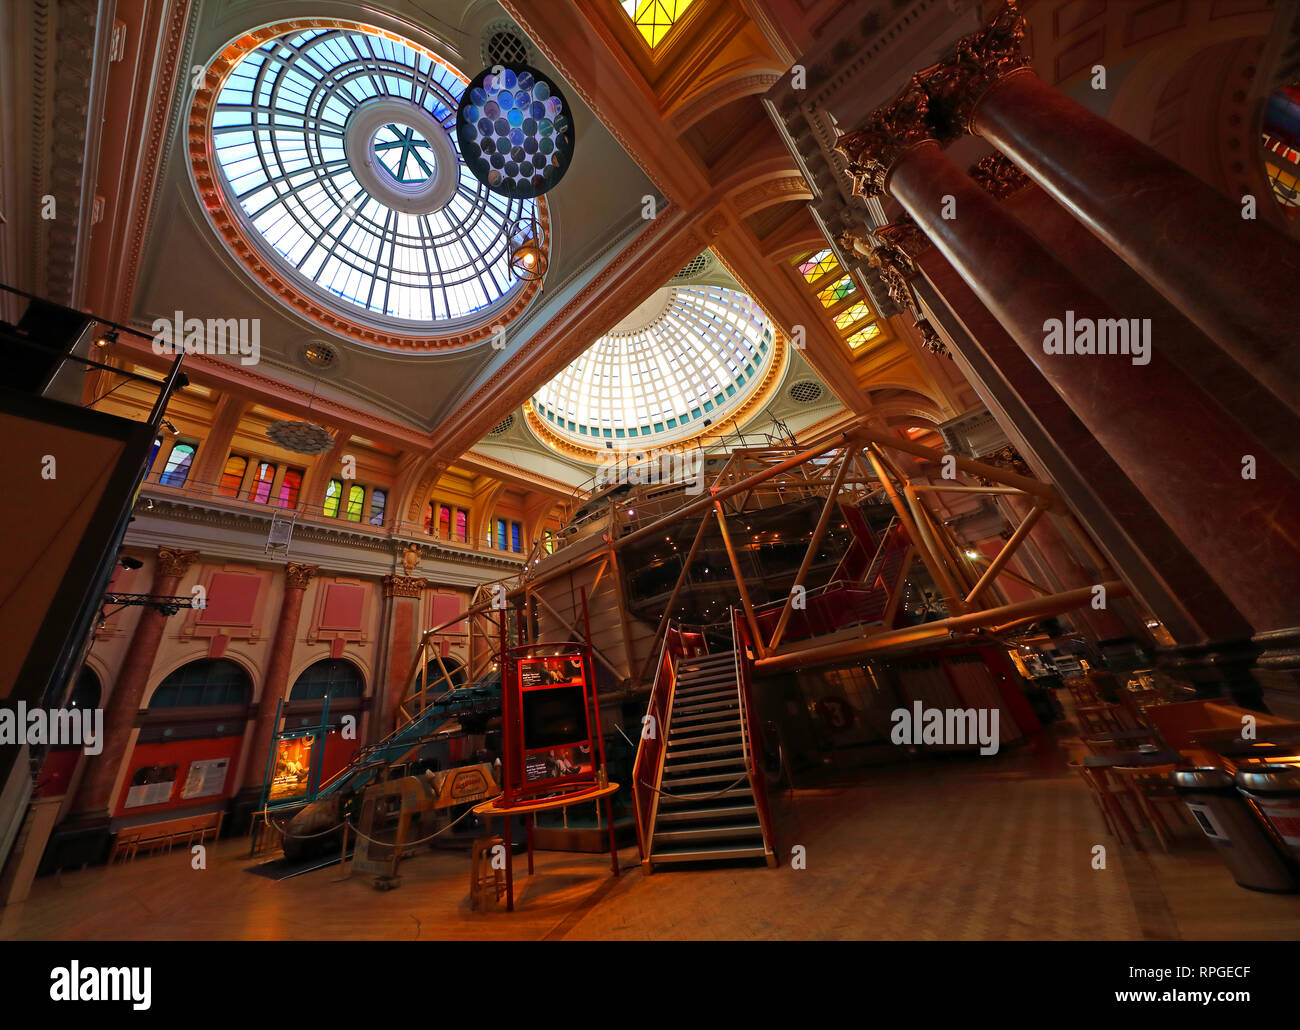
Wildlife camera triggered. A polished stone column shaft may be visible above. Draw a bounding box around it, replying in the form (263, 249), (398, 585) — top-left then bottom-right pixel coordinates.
(971, 67), (1300, 415)
(242, 563), (317, 791)
(887, 141), (1300, 632)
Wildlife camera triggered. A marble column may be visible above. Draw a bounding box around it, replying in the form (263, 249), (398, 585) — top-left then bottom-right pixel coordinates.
(73, 547), (199, 818)
(242, 563), (318, 791)
(837, 89), (1300, 635)
(930, 2), (1300, 414)
(377, 575), (427, 738)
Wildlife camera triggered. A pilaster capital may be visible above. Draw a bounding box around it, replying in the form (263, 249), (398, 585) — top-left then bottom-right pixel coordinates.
(872, 215), (933, 263)
(155, 547), (200, 579)
(382, 574), (427, 599)
(914, 319), (951, 360)
(835, 77), (936, 199)
(285, 562), (320, 590)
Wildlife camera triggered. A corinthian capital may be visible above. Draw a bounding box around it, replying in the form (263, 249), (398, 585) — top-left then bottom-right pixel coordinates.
(917, 1), (1030, 134)
(285, 562), (319, 590)
(155, 547), (200, 579)
(836, 77), (935, 199)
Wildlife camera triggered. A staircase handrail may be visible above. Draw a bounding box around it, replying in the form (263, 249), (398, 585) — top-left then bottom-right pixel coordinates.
(632, 621), (680, 859)
(730, 607), (775, 861)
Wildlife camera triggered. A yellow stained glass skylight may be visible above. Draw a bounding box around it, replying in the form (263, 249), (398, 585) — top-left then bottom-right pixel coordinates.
(816, 275), (856, 308)
(833, 301), (873, 331)
(796, 249), (838, 284)
(620, 0), (696, 48)
(846, 324), (882, 350)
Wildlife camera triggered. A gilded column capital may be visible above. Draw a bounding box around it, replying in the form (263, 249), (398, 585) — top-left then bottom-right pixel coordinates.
(871, 215), (933, 262)
(866, 242), (919, 313)
(382, 574), (427, 599)
(914, 318), (951, 360)
(285, 562), (319, 590)
(917, 1), (1030, 135)
(155, 547), (200, 579)
(969, 153), (1032, 199)
(835, 77), (936, 199)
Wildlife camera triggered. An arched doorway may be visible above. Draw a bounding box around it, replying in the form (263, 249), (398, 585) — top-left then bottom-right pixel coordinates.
(285, 659), (368, 785)
(118, 659), (252, 818)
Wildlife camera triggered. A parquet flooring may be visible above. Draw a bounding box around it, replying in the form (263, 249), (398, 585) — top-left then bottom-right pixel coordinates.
(3, 727), (1297, 940)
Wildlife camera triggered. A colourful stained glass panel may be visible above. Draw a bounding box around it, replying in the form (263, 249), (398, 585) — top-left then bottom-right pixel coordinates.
(816, 275), (855, 307)
(620, 0), (696, 47)
(833, 301), (873, 331)
(796, 249), (838, 283)
(846, 324), (882, 350)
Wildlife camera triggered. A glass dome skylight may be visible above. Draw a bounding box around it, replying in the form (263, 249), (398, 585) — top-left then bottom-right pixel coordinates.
(207, 26), (539, 328)
(531, 286), (774, 446)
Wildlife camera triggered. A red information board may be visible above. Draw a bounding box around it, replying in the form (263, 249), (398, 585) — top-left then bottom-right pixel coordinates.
(514, 653), (595, 797)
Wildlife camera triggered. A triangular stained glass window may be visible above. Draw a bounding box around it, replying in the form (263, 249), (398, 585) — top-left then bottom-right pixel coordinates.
(620, 0), (696, 48)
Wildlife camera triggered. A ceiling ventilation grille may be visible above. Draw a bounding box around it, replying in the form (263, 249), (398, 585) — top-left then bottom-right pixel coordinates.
(302, 342), (338, 370)
(788, 380), (824, 404)
(484, 27), (530, 67)
(489, 413), (516, 436)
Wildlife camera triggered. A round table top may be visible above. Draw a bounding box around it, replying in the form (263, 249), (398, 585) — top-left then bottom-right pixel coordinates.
(472, 781), (619, 817)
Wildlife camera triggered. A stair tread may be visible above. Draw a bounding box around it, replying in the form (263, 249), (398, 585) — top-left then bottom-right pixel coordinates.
(655, 802), (757, 822)
(658, 786), (754, 805)
(663, 755), (748, 772)
(654, 823), (764, 842)
(661, 769), (750, 787)
(649, 843), (769, 863)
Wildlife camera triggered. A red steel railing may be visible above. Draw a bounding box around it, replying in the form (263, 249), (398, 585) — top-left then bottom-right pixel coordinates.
(731, 608), (775, 861)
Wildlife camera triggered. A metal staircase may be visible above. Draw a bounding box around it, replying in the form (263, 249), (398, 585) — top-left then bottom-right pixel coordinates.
(644, 647), (774, 868)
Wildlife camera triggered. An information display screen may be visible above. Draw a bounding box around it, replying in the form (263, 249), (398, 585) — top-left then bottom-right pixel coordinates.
(517, 654), (593, 791)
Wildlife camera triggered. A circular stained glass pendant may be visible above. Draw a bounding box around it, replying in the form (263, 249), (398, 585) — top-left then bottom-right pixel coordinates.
(456, 64), (575, 199)
(266, 420), (335, 455)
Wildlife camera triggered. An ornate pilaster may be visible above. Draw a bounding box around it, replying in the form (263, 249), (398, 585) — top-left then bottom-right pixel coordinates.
(382, 574), (427, 599)
(286, 562), (319, 590)
(155, 546), (200, 579)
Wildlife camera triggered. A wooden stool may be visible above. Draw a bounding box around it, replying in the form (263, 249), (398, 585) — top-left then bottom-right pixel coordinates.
(469, 836), (507, 912)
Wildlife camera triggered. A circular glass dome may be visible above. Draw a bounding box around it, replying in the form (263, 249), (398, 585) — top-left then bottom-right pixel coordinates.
(530, 286), (775, 449)
(201, 25), (542, 333)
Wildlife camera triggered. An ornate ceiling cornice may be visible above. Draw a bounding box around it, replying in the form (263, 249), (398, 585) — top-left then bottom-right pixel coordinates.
(185, 17), (547, 351)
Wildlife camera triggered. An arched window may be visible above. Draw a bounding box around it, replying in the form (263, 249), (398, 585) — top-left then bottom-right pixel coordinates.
(455, 509), (468, 543)
(346, 484), (365, 522)
(290, 659), (365, 700)
(159, 442), (196, 486)
(324, 479), (342, 518)
(278, 468), (303, 508)
(368, 488), (386, 526)
(68, 666), (101, 710)
(251, 461), (277, 503)
(420, 655), (467, 690)
(438, 504), (451, 539)
(219, 455), (247, 497)
(149, 659), (252, 709)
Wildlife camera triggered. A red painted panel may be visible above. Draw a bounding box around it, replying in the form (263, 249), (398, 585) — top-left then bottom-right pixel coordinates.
(319, 728), (360, 785)
(114, 734), (244, 817)
(199, 572), (260, 626)
(321, 582), (365, 630)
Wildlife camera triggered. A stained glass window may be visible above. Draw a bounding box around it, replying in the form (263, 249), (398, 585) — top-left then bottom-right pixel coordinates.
(455, 509), (468, 543)
(368, 488), (386, 526)
(209, 27), (538, 325)
(833, 301), (873, 331)
(619, 0), (696, 47)
(846, 324), (882, 350)
(797, 249), (838, 284)
(219, 455), (247, 498)
(425, 501), (435, 534)
(324, 479), (342, 518)
(346, 484), (365, 522)
(510, 522), (522, 553)
(816, 275), (856, 307)
(278, 468), (303, 509)
(496, 518), (508, 550)
(532, 285), (773, 448)
(159, 442), (196, 486)
(1263, 82), (1300, 215)
(251, 462), (276, 504)
(438, 504), (452, 539)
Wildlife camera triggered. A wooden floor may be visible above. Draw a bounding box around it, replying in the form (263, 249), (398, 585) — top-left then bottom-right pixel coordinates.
(3, 725), (1298, 940)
